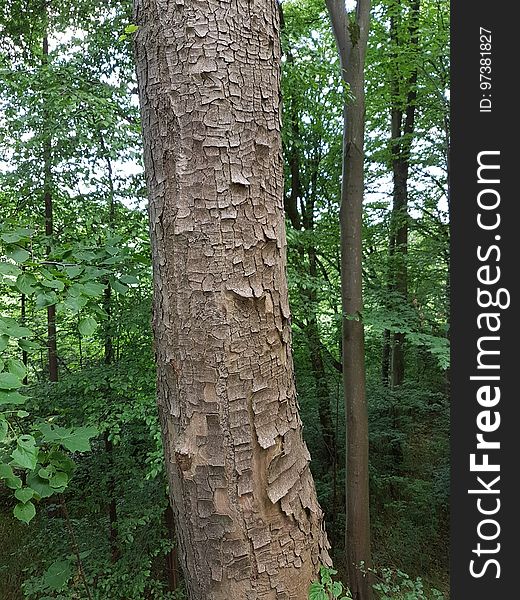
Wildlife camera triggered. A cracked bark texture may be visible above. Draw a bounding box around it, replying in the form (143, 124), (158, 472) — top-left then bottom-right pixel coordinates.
(133, 1), (330, 598)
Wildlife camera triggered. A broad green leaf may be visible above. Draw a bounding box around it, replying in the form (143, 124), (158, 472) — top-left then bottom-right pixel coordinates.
(332, 581), (343, 598)
(63, 293), (88, 313)
(102, 255), (122, 265)
(0, 335), (8, 352)
(41, 279), (65, 291)
(15, 272), (37, 295)
(78, 316), (98, 337)
(0, 229), (32, 243)
(7, 358), (27, 380)
(0, 390), (26, 405)
(27, 472), (55, 498)
(124, 23), (139, 33)
(39, 424), (98, 452)
(0, 420), (8, 441)
(1, 232), (23, 243)
(43, 559), (72, 591)
(0, 372), (22, 390)
(119, 274), (139, 285)
(64, 265), (84, 278)
(308, 582), (328, 600)
(5, 475), (23, 490)
(0, 319), (32, 338)
(35, 292), (58, 309)
(15, 487), (34, 503)
(8, 248), (30, 264)
(18, 339), (40, 351)
(0, 262), (21, 276)
(0, 463), (15, 479)
(80, 281), (105, 297)
(110, 279), (128, 295)
(11, 435), (38, 470)
(13, 500), (36, 524)
(49, 471), (69, 489)
(47, 450), (75, 474)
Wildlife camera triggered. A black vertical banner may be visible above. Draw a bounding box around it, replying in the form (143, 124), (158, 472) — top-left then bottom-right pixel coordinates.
(451, 2), (517, 599)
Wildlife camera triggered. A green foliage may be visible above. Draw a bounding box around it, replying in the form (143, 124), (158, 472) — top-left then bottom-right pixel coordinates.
(308, 566), (352, 600)
(1, 0), (449, 597)
(372, 568), (445, 600)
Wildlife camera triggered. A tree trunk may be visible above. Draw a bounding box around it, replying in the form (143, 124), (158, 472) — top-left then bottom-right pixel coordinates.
(387, 0), (420, 390)
(21, 292), (29, 385)
(101, 135), (120, 563)
(42, 32), (58, 383)
(325, 2), (372, 599)
(134, 1), (330, 598)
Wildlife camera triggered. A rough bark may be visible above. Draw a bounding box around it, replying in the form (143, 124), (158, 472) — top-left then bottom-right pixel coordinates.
(133, 1), (330, 598)
(325, 1), (373, 599)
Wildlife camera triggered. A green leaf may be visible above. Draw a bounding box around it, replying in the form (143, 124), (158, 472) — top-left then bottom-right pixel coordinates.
(0, 390), (26, 405)
(78, 316), (98, 337)
(63, 293), (88, 313)
(5, 475), (23, 490)
(119, 274), (139, 285)
(308, 582), (328, 600)
(49, 471), (69, 489)
(0, 420), (8, 441)
(0, 319), (31, 338)
(0, 262), (21, 276)
(7, 358), (27, 380)
(124, 23), (139, 34)
(332, 581), (343, 598)
(39, 424), (98, 452)
(0, 335), (8, 352)
(0, 229), (32, 243)
(15, 272), (37, 295)
(11, 435), (38, 470)
(38, 467), (52, 479)
(0, 372), (22, 390)
(110, 279), (128, 295)
(15, 487), (34, 503)
(43, 559), (72, 591)
(35, 292), (58, 309)
(27, 472), (55, 498)
(64, 265), (84, 278)
(18, 339), (40, 351)
(41, 278), (65, 291)
(8, 248), (30, 263)
(13, 500), (36, 524)
(1, 232), (23, 243)
(80, 281), (105, 297)
(0, 463), (15, 479)
(47, 450), (75, 474)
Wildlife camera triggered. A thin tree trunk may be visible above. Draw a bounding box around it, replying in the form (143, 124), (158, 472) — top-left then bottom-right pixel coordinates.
(134, 1), (330, 598)
(325, 1), (372, 599)
(388, 0), (420, 389)
(307, 250), (337, 469)
(101, 134), (119, 563)
(42, 32), (58, 383)
(21, 292), (28, 384)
